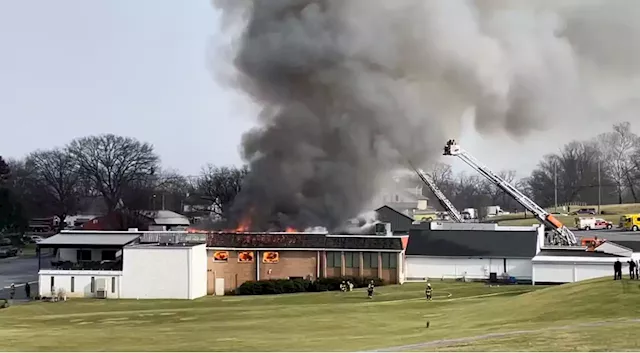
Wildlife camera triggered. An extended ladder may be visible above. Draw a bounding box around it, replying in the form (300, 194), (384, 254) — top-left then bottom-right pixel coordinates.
(442, 139), (577, 246)
(409, 163), (464, 223)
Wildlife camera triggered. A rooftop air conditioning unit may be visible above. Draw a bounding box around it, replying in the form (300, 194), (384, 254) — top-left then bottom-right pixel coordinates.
(374, 222), (392, 236)
(158, 234), (175, 245)
(96, 278), (107, 299)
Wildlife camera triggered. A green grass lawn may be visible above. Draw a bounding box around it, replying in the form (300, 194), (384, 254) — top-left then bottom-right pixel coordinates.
(1, 278), (639, 351)
(494, 203), (640, 227)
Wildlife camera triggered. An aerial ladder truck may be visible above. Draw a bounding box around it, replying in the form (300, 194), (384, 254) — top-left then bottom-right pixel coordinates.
(442, 139), (578, 246)
(409, 163), (464, 223)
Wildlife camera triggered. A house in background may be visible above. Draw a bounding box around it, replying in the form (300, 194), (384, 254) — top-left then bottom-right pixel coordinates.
(81, 210), (189, 231)
(374, 205), (414, 235)
(370, 172), (435, 220)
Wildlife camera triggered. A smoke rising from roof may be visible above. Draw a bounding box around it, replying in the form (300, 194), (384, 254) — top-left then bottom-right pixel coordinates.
(212, 0), (640, 231)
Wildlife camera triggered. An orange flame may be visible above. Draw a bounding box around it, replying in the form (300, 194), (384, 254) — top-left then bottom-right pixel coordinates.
(285, 227), (297, 233)
(236, 217), (251, 232)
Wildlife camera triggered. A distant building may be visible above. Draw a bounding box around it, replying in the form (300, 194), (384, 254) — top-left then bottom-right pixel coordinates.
(80, 210), (190, 231)
(370, 170), (435, 220)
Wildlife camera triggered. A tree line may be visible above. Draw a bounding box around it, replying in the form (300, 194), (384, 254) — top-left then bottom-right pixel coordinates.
(0, 134), (247, 233)
(424, 122), (640, 215)
(1, 122), (636, 233)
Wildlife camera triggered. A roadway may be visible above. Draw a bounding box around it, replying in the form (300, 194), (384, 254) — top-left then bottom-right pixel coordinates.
(0, 256), (39, 287)
(574, 228), (640, 242)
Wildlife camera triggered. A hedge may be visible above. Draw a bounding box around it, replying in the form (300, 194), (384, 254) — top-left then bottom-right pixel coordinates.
(235, 276), (385, 296)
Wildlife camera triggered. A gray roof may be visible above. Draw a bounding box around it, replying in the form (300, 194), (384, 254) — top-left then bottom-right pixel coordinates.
(139, 210), (190, 226)
(37, 233), (141, 247)
(606, 240), (640, 252)
(406, 226), (538, 258)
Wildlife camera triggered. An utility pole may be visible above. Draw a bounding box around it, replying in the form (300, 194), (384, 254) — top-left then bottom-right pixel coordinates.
(598, 160), (601, 215)
(161, 194), (166, 210)
(554, 163), (558, 212)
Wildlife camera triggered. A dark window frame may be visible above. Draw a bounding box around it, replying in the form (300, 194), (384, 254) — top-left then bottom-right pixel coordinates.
(363, 252), (379, 269)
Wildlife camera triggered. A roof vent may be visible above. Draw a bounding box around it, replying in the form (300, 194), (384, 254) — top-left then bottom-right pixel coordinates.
(374, 222), (392, 236)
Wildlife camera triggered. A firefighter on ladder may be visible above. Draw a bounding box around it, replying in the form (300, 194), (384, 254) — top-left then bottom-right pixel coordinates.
(425, 283), (433, 301)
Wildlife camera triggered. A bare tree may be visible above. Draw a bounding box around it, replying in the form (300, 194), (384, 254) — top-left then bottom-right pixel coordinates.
(196, 165), (249, 219)
(25, 149), (82, 226)
(0, 159), (28, 233)
(0, 156), (9, 186)
(596, 122), (639, 203)
(67, 134), (159, 212)
(481, 170), (516, 205)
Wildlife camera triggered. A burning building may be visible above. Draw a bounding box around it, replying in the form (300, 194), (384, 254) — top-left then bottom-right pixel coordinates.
(205, 230), (407, 293)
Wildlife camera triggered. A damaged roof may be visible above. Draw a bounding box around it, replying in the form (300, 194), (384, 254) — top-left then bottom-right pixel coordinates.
(206, 232), (404, 250)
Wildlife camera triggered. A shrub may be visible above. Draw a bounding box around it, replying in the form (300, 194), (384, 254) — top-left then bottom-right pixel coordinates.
(0, 299), (9, 309)
(235, 276), (385, 296)
(236, 278), (313, 296)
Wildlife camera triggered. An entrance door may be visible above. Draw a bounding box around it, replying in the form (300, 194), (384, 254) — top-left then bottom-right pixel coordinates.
(214, 278), (225, 296)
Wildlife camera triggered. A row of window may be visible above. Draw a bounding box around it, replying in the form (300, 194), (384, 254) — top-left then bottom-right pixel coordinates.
(325, 252), (397, 269)
(76, 250), (117, 261)
(50, 276), (116, 294)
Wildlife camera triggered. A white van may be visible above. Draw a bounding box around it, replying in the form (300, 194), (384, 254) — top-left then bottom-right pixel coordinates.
(575, 217), (596, 230)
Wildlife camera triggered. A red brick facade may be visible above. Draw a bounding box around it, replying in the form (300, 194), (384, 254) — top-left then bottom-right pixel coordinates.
(206, 249), (403, 293)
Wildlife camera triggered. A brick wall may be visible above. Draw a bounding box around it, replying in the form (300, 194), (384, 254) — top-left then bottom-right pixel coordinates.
(208, 250), (257, 292)
(206, 249), (403, 294)
(259, 251), (317, 281)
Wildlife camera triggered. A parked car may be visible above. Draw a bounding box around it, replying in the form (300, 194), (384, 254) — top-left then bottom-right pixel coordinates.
(570, 208), (597, 215)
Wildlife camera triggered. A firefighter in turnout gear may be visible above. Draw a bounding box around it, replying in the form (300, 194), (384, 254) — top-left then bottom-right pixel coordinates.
(367, 280), (375, 299)
(425, 283), (433, 301)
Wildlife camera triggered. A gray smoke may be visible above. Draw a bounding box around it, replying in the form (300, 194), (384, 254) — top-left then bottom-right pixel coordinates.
(212, 0), (640, 231)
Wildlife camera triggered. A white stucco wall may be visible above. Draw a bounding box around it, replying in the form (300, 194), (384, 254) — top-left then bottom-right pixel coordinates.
(189, 244), (208, 299)
(532, 256), (623, 284)
(121, 245), (206, 300)
(38, 270), (122, 298)
(406, 256), (532, 280)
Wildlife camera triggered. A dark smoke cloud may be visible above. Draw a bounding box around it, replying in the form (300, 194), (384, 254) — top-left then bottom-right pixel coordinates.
(212, 0), (640, 231)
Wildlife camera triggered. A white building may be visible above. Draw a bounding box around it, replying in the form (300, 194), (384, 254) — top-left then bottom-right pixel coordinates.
(37, 230), (206, 300)
(531, 248), (621, 284)
(405, 221), (637, 285)
(121, 243), (207, 300)
(405, 222), (542, 282)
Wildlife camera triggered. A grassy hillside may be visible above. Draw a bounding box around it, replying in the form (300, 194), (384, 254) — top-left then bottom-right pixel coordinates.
(0, 278), (638, 351)
(495, 203), (640, 226)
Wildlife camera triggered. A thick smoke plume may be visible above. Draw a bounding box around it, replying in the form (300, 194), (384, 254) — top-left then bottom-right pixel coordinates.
(212, 0), (640, 231)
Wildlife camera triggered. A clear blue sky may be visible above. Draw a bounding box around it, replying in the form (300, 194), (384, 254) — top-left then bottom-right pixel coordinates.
(0, 0), (619, 178)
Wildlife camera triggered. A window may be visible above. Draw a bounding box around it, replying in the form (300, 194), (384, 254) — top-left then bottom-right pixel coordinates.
(363, 253), (379, 269)
(50, 276), (55, 289)
(102, 250), (117, 261)
(90, 277), (95, 293)
(77, 250), (91, 261)
(381, 253), (397, 269)
(111, 277), (116, 293)
(344, 252), (360, 268)
(70, 277), (75, 292)
(326, 252), (341, 268)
